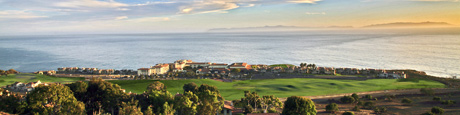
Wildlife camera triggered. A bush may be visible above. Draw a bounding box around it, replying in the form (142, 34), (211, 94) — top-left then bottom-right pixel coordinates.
(342, 111), (355, 115)
(373, 107), (387, 114)
(326, 103), (339, 113)
(244, 105), (253, 114)
(421, 112), (435, 115)
(282, 96), (316, 115)
(352, 106), (360, 112)
(340, 96), (356, 104)
(441, 100), (456, 106)
(357, 101), (364, 106)
(420, 88), (435, 96)
(268, 107), (278, 113)
(363, 101), (375, 109)
(364, 95), (373, 100)
(385, 94), (396, 101)
(401, 98), (413, 105)
(431, 106), (444, 114)
(433, 96), (442, 101)
(351, 93), (359, 100)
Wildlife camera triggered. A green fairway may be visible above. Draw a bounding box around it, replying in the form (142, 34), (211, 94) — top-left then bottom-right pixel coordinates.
(0, 73), (85, 87)
(109, 78), (445, 100)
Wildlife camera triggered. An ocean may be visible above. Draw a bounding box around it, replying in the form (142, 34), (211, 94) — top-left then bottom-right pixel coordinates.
(0, 32), (459, 78)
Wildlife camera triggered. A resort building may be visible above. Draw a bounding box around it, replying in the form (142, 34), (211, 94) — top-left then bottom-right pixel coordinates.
(209, 63), (228, 69)
(187, 62), (212, 68)
(229, 63), (252, 70)
(151, 63), (170, 74)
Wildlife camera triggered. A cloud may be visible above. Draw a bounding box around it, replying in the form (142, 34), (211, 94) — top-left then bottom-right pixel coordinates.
(305, 12), (326, 15)
(289, 0), (322, 3)
(52, 0), (128, 8)
(411, 0), (459, 1)
(115, 16), (127, 20)
(0, 10), (48, 19)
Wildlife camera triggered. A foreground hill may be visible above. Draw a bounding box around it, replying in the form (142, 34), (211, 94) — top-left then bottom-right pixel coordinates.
(109, 78), (445, 100)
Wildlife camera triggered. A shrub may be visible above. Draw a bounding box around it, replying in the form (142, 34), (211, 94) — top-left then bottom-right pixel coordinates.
(342, 111), (355, 115)
(326, 103), (339, 113)
(420, 88), (435, 96)
(364, 95), (373, 100)
(357, 101), (364, 106)
(431, 106), (444, 114)
(385, 94), (396, 101)
(282, 96), (316, 115)
(373, 107), (387, 114)
(340, 96), (356, 104)
(363, 102), (375, 109)
(421, 112), (435, 115)
(351, 93), (359, 100)
(268, 107), (278, 113)
(433, 96), (442, 101)
(352, 106), (360, 112)
(441, 100), (456, 106)
(244, 105), (253, 114)
(401, 98), (413, 105)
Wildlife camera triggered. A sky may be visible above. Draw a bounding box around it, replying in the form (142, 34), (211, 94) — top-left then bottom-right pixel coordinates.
(0, 0), (459, 35)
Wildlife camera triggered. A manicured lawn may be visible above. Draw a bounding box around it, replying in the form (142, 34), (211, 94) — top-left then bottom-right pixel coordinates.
(0, 73), (85, 87)
(269, 64), (295, 68)
(109, 78), (445, 100)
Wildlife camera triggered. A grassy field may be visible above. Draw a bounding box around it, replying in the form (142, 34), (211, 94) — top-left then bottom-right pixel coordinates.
(269, 64), (295, 68)
(0, 73), (85, 87)
(109, 78), (445, 100)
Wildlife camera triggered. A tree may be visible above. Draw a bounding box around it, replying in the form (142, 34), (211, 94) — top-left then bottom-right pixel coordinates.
(183, 82), (198, 93)
(342, 111), (355, 115)
(441, 100), (456, 106)
(144, 82), (175, 115)
(175, 91), (199, 115)
(0, 88), (27, 114)
(84, 78), (128, 115)
(260, 95), (283, 113)
(147, 81), (167, 92)
(420, 88), (435, 96)
(241, 91), (261, 112)
(143, 106), (154, 115)
(401, 98), (413, 105)
(433, 96), (442, 101)
(431, 107), (444, 115)
(196, 84), (224, 115)
(340, 96), (355, 104)
(373, 107), (387, 114)
(66, 81), (88, 101)
(363, 102), (374, 109)
(282, 96), (316, 115)
(231, 68), (241, 73)
(6, 69), (18, 74)
(351, 93), (359, 101)
(26, 84), (85, 115)
(325, 103), (339, 113)
(119, 99), (143, 115)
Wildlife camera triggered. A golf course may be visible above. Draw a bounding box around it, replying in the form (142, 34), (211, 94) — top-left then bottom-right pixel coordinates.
(0, 73), (84, 87)
(109, 78), (446, 100)
(1, 73), (446, 100)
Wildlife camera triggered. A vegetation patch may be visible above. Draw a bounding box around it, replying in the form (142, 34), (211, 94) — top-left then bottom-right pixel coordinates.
(269, 64), (295, 68)
(110, 78), (445, 100)
(0, 73), (84, 87)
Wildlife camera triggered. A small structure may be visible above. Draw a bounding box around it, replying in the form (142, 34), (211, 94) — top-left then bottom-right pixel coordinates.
(6, 80), (44, 92)
(217, 101), (234, 115)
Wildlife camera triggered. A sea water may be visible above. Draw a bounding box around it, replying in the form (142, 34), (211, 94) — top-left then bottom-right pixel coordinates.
(0, 32), (459, 77)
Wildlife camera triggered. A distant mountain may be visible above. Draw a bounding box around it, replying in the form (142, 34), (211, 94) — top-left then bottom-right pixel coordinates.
(363, 22), (452, 28)
(207, 25), (353, 32)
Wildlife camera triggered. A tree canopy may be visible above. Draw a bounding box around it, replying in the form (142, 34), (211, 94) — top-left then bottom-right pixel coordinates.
(282, 96), (316, 115)
(26, 84), (86, 115)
